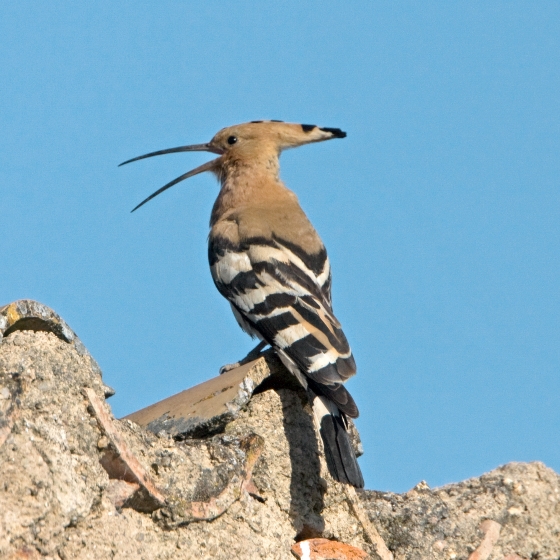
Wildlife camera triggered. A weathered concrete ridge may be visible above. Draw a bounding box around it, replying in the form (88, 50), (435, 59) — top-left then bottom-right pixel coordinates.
(123, 354), (275, 439)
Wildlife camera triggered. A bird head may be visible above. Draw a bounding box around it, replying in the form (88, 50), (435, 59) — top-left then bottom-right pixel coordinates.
(120, 120), (346, 212)
(209, 120), (346, 157)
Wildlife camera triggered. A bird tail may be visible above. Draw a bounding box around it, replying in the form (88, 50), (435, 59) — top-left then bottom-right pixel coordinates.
(308, 385), (364, 488)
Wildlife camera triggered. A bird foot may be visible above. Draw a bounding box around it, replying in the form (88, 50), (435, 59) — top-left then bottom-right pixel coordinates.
(219, 361), (242, 375)
(219, 341), (268, 375)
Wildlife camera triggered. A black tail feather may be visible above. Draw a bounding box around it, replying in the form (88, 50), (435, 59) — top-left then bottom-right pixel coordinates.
(307, 384), (364, 488)
(319, 413), (364, 488)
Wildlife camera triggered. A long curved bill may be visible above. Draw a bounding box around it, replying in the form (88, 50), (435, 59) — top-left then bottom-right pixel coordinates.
(119, 143), (222, 166)
(119, 142), (223, 212)
(130, 158), (218, 212)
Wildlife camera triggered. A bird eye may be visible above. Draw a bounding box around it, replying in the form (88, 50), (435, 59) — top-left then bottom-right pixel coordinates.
(227, 136), (237, 145)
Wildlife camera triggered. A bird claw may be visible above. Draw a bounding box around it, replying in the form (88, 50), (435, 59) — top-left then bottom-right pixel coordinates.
(218, 341), (268, 375)
(219, 362), (241, 375)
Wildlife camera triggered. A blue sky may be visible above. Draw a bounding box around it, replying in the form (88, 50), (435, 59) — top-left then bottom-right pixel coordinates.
(1, 3), (559, 492)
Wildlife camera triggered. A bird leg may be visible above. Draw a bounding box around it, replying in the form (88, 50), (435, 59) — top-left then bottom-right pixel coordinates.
(219, 341), (268, 375)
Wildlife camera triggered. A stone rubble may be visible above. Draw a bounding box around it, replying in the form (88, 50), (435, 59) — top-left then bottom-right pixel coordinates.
(0, 301), (558, 559)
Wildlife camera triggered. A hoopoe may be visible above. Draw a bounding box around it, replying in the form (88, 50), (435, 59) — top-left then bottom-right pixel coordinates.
(120, 121), (364, 488)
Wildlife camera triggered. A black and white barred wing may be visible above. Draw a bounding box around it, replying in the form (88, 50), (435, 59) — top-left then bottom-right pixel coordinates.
(209, 236), (358, 418)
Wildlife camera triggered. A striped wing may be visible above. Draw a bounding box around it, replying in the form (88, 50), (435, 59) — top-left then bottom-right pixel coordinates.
(209, 234), (358, 417)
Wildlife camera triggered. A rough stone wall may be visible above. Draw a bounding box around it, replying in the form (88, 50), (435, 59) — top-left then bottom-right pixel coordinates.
(363, 462), (560, 560)
(1, 326), (559, 560)
(0, 330), (372, 559)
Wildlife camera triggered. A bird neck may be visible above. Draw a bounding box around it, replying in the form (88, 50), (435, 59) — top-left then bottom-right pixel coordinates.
(218, 149), (281, 184)
(210, 154), (292, 227)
